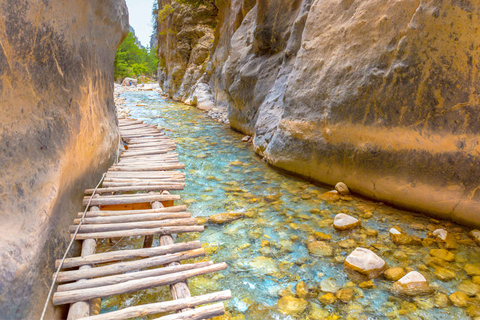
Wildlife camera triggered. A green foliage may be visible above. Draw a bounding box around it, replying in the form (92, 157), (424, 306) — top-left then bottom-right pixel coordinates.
(158, 4), (175, 22)
(114, 32), (159, 80)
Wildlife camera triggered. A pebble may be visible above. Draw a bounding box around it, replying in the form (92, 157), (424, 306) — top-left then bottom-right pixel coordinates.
(296, 281), (309, 298)
(432, 293), (449, 308)
(335, 182), (350, 195)
(209, 212), (243, 224)
(465, 264), (480, 277)
(389, 227), (413, 245)
(318, 293), (336, 305)
(433, 229), (448, 241)
(384, 267), (407, 281)
(434, 267), (456, 281)
(429, 248), (455, 262)
(458, 280), (480, 296)
(344, 247), (388, 279)
(335, 288), (354, 303)
(359, 280), (375, 289)
(320, 278), (340, 293)
(449, 291), (469, 307)
(314, 232), (332, 241)
(308, 241), (334, 257)
(277, 295), (308, 316)
(392, 271), (433, 296)
(333, 214), (361, 231)
(470, 230), (480, 246)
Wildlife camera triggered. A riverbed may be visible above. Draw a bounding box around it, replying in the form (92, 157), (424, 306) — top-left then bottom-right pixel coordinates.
(99, 90), (480, 319)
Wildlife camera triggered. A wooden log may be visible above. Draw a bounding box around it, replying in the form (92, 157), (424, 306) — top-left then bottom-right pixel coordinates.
(69, 218), (197, 234)
(121, 150), (172, 158)
(109, 164), (185, 171)
(118, 121), (143, 126)
(55, 248), (205, 283)
(76, 205), (187, 218)
(125, 139), (172, 144)
(58, 262), (213, 293)
(85, 184), (185, 194)
(152, 303), (225, 320)
(120, 129), (160, 134)
(67, 206), (99, 320)
(121, 133), (165, 138)
(77, 291), (231, 320)
(73, 211), (191, 225)
(72, 225), (204, 240)
(106, 171), (184, 177)
(82, 194), (180, 206)
(52, 263), (227, 305)
(127, 143), (176, 149)
(101, 181), (185, 187)
(57, 241), (202, 269)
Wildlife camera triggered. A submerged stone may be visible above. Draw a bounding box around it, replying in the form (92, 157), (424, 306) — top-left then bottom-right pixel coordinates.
(277, 296), (308, 316)
(384, 267), (407, 281)
(318, 293), (336, 305)
(344, 247), (388, 279)
(449, 291), (469, 307)
(429, 248), (455, 262)
(320, 278), (340, 293)
(457, 280), (480, 296)
(470, 230), (480, 246)
(296, 281), (309, 299)
(465, 264), (480, 277)
(308, 241), (334, 257)
(333, 214), (360, 231)
(335, 288), (354, 303)
(392, 271), (433, 296)
(434, 267), (456, 281)
(209, 212), (243, 224)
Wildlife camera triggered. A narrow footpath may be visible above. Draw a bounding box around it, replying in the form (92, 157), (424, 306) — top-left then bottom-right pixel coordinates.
(50, 117), (231, 320)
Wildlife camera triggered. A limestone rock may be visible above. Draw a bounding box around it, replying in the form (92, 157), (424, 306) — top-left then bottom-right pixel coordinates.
(308, 241), (334, 257)
(277, 295), (308, 316)
(122, 77), (137, 86)
(335, 182), (350, 195)
(209, 212), (243, 224)
(392, 271), (433, 296)
(344, 247), (388, 279)
(333, 214), (360, 231)
(384, 267), (407, 281)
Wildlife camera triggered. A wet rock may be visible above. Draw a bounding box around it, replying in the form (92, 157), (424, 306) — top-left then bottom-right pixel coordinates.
(433, 229), (448, 241)
(319, 190), (341, 201)
(434, 267), (456, 281)
(209, 212), (243, 224)
(429, 248), (455, 262)
(277, 295), (308, 316)
(229, 160), (243, 166)
(392, 271), (433, 296)
(384, 267), (407, 281)
(335, 182), (350, 195)
(458, 280), (480, 296)
(241, 136), (251, 142)
(318, 293), (336, 305)
(389, 227), (413, 245)
(365, 229), (379, 237)
(333, 214), (360, 231)
(338, 239), (357, 248)
(320, 278), (340, 293)
(432, 293), (449, 308)
(464, 264), (480, 277)
(308, 241), (334, 257)
(250, 256), (278, 275)
(335, 288), (354, 303)
(314, 232), (332, 241)
(344, 247), (388, 279)
(466, 305), (480, 317)
(296, 281), (309, 299)
(358, 280), (375, 289)
(413, 297), (434, 310)
(264, 194), (281, 202)
(433, 228), (458, 249)
(470, 230), (480, 246)
(473, 276), (480, 285)
(449, 291), (469, 307)
(308, 303), (330, 319)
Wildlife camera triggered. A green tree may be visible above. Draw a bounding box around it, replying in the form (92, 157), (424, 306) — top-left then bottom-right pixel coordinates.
(114, 32), (158, 80)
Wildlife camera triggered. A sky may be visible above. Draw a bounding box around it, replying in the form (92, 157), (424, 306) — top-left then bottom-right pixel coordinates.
(125, 0), (156, 47)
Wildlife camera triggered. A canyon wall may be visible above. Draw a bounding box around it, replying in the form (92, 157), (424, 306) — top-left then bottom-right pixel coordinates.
(157, 0), (480, 227)
(0, 0), (128, 318)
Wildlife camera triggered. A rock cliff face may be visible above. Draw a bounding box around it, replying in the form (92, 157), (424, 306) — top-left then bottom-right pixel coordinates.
(157, 0), (480, 227)
(0, 0), (128, 318)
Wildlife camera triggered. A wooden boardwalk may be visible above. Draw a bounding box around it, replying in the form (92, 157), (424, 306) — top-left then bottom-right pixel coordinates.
(51, 117), (231, 320)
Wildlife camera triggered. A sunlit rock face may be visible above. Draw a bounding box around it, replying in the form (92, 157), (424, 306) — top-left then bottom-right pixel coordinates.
(158, 0), (480, 227)
(0, 0), (128, 318)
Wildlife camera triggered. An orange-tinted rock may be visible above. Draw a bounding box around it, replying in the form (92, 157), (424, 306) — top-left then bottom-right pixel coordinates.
(392, 271), (433, 296)
(333, 214), (360, 231)
(344, 248), (388, 279)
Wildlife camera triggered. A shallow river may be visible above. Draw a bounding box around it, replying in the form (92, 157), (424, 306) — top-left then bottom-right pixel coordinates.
(98, 90), (480, 319)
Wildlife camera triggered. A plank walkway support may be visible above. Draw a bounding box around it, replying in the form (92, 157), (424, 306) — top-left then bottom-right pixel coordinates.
(52, 117), (230, 319)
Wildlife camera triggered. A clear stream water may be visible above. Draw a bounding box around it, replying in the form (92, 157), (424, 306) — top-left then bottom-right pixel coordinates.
(98, 90), (480, 319)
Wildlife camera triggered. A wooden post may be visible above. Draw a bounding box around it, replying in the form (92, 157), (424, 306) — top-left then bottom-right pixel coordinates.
(67, 206), (99, 320)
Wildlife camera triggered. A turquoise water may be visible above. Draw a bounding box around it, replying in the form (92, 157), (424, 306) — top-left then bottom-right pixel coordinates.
(98, 90), (480, 319)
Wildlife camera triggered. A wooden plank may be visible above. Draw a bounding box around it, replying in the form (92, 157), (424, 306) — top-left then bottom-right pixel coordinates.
(55, 248), (205, 283)
(106, 171), (184, 177)
(69, 218), (197, 234)
(153, 303), (225, 320)
(73, 211), (191, 225)
(121, 133), (165, 138)
(121, 150), (173, 158)
(109, 164), (185, 171)
(57, 241), (202, 269)
(127, 143), (176, 149)
(76, 205), (187, 218)
(52, 263), (227, 305)
(102, 181), (185, 187)
(85, 184), (185, 194)
(77, 291), (232, 320)
(72, 225), (204, 240)
(82, 194), (180, 206)
(58, 262), (214, 293)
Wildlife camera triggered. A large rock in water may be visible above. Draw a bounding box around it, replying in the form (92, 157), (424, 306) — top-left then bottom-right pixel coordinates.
(344, 247), (388, 279)
(392, 271), (433, 296)
(0, 1), (128, 318)
(158, 0), (480, 227)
